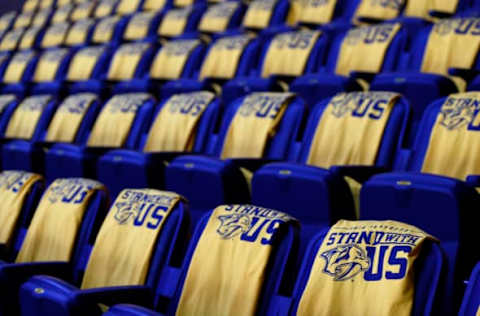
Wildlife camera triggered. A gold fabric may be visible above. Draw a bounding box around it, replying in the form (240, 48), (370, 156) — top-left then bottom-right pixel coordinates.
(405, 0), (459, 19)
(307, 92), (399, 167)
(221, 92), (293, 159)
(52, 4), (73, 24)
(33, 48), (68, 83)
(87, 93), (151, 147)
(175, 0), (193, 7)
(81, 189), (182, 288)
(46, 93), (98, 143)
(23, 0), (39, 12)
(335, 23), (401, 76)
(0, 28), (25, 51)
(65, 19), (94, 46)
(124, 12), (155, 41)
(95, 0), (119, 18)
(39, 0), (54, 10)
(297, 220), (436, 316)
(5, 95), (52, 140)
(422, 92), (480, 180)
(144, 91), (215, 152)
(16, 178), (105, 263)
(198, 2), (239, 33)
(143, 0), (167, 11)
(116, 0), (142, 15)
(107, 42), (150, 80)
(14, 12), (33, 29)
(0, 12), (16, 31)
(32, 9), (51, 27)
(354, 0), (404, 23)
(150, 39), (200, 80)
(200, 34), (253, 80)
(243, 0), (277, 29)
(19, 26), (41, 50)
(158, 6), (192, 37)
(176, 204), (296, 316)
(292, 0), (337, 26)
(3, 51), (35, 83)
(67, 46), (106, 81)
(0, 171), (42, 247)
(261, 30), (321, 77)
(71, 2), (96, 21)
(93, 16), (120, 43)
(41, 22), (69, 48)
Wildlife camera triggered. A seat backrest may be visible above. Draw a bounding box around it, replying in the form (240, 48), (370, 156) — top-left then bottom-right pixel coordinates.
(403, 0), (470, 20)
(0, 12), (16, 32)
(241, 0), (289, 30)
(324, 22), (407, 76)
(116, 0), (143, 15)
(31, 8), (52, 28)
(207, 92), (306, 160)
(14, 178), (108, 285)
(0, 94), (21, 136)
(64, 18), (96, 47)
(2, 50), (38, 85)
(70, 1), (97, 21)
(65, 45), (113, 83)
(31, 47), (73, 84)
(0, 52), (11, 79)
(91, 15), (128, 45)
(86, 92), (155, 149)
(18, 26), (46, 50)
(197, 1), (245, 34)
(123, 11), (163, 42)
(40, 22), (70, 49)
(166, 204), (298, 316)
(51, 3), (73, 24)
(4, 94), (58, 142)
(79, 189), (190, 289)
(293, 91), (410, 169)
(257, 29), (327, 79)
(0, 28), (25, 51)
(289, 220), (444, 316)
(142, 0), (170, 11)
(459, 262), (480, 316)
(106, 41), (156, 82)
(352, 0), (403, 24)
(94, 0), (120, 18)
(157, 5), (207, 38)
(13, 11), (34, 29)
(287, 0), (359, 27)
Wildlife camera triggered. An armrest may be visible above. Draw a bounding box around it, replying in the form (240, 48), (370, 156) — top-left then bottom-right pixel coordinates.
(329, 165), (389, 183)
(350, 71), (376, 83)
(1, 261), (71, 283)
(448, 67), (480, 82)
(230, 158), (280, 172)
(466, 175), (480, 189)
(75, 285), (154, 308)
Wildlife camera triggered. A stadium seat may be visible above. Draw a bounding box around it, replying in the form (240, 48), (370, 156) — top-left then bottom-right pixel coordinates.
(142, 0), (170, 11)
(286, 0), (357, 29)
(0, 12), (17, 32)
(123, 11), (164, 42)
(115, 38), (206, 95)
(0, 178), (108, 315)
(70, 1), (97, 22)
(1, 50), (39, 96)
(1, 94), (58, 172)
(0, 52), (12, 82)
(197, 1), (246, 34)
(116, 0), (144, 15)
(0, 27), (26, 51)
(459, 262), (480, 316)
(241, 0), (290, 31)
(97, 91), (221, 198)
(13, 12), (34, 30)
(94, 0), (120, 18)
(31, 8), (52, 28)
(18, 26), (46, 50)
(361, 92), (480, 312)
(162, 33), (261, 99)
(64, 18), (96, 47)
(51, 3), (74, 24)
(105, 204), (299, 316)
(40, 22), (70, 49)
(157, 5), (207, 38)
(19, 188), (190, 316)
(91, 15), (128, 45)
(287, 220), (445, 316)
(45, 93), (155, 182)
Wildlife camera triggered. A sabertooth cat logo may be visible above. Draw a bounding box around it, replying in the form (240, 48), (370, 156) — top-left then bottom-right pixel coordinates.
(216, 214), (252, 239)
(320, 244), (370, 281)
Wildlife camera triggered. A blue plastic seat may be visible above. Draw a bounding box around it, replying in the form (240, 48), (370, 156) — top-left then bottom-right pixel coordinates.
(64, 18), (97, 47)
(240, 0), (290, 31)
(0, 12), (17, 33)
(1, 50), (39, 96)
(51, 3), (74, 24)
(18, 26), (46, 50)
(13, 11), (34, 29)
(31, 8), (53, 28)
(19, 188), (190, 316)
(286, 221), (445, 316)
(105, 204), (299, 316)
(45, 93), (155, 182)
(94, 0), (120, 18)
(361, 93), (480, 313)
(116, 0), (145, 15)
(91, 15), (128, 46)
(197, 1), (246, 34)
(459, 262), (480, 316)
(0, 27), (26, 51)
(40, 22), (70, 49)
(123, 11), (165, 42)
(70, 1), (98, 22)
(0, 177), (108, 315)
(97, 91), (221, 198)
(156, 5), (207, 38)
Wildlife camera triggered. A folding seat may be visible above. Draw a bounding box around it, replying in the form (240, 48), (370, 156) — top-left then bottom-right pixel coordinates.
(360, 91), (480, 312)
(18, 26), (46, 51)
(94, 0), (120, 18)
(371, 17), (480, 144)
(459, 262), (480, 316)
(105, 204), (299, 316)
(97, 91), (221, 198)
(142, 0), (171, 12)
(0, 12), (16, 33)
(197, 1), (246, 35)
(45, 93), (156, 181)
(402, 0), (471, 21)
(241, 0), (290, 32)
(36, 0), (56, 11)
(40, 22), (70, 49)
(114, 38), (206, 95)
(162, 33), (261, 98)
(286, 0), (358, 29)
(157, 5), (207, 38)
(91, 15), (129, 46)
(13, 11), (34, 29)
(0, 177), (108, 315)
(19, 188), (190, 316)
(123, 11), (165, 42)
(75, 41), (156, 94)
(3, 93), (103, 173)
(22, 0), (40, 13)
(0, 94), (24, 137)
(286, 220), (444, 316)
(0, 50), (39, 97)
(1, 95), (58, 171)
(116, 0), (145, 15)
(31, 8), (53, 28)
(0, 27), (26, 51)
(64, 18), (97, 47)
(70, 1), (98, 22)
(51, 3), (74, 24)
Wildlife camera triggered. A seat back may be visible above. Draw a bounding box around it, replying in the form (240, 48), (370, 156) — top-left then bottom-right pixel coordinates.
(64, 18), (96, 47)
(2, 50), (38, 87)
(241, 0), (289, 30)
(197, 1), (245, 34)
(13, 11), (34, 29)
(51, 3), (73, 24)
(106, 41), (156, 82)
(123, 11), (163, 42)
(0, 28), (25, 51)
(459, 262), (480, 316)
(157, 5), (207, 38)
(91, 15), (128, 45)
(70, 1), (97, 21)
(94, 0), (120, 18)
(65, 45), (113, 84)
(18, 26), (46, 50)
(40, 22), (70, 49)
(31, 48), (73, 84)
(287, 0), (359, 27)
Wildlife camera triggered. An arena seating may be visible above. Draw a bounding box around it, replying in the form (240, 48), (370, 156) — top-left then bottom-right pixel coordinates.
(0, 0), (478, 315)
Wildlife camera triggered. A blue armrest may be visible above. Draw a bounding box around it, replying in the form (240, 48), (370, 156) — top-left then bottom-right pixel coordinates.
(448, 67), (480, 82)
(465, 175), (480, 189)
(75, 285), (154, 307)
(329, 165), (389, 183)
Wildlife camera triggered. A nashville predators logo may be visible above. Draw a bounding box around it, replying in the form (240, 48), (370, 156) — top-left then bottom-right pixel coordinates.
(440, 100), (477, 130)
(320, 244), (370, 281)
(114, 201), (140, 224)
(216, 214), (252, 239)
(330, 94), (357, 118)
